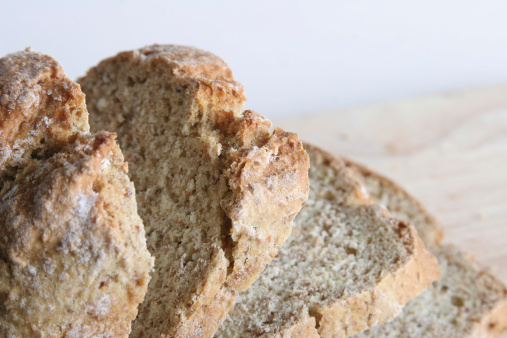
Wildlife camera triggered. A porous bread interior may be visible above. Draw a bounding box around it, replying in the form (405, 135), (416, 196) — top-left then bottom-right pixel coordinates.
(216, 146), (422, 337)
(355, 245), (507, 337)
(0, 132), (153, 337)
(80, 45), (309, 337)
(344, 160), (507, 338)
(87, 60), (235, 336)
(344, 159), (443, 248)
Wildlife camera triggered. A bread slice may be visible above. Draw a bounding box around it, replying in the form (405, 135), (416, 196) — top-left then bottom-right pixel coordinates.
(78, 45), (310, 337)
(215, 144), (440, 337)
(353, 245), (507, 338)
(344, 160), (507, 338)
(0, 50), (153, 336)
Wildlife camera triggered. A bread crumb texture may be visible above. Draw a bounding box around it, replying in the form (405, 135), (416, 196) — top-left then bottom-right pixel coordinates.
(0, 49), (153, 337)
(344, 159), (444, 248)
(345, 160), (507, 338)
(354, 245), (507, 338)
(78, 45), (310, 337)
(215, 145), (440, 338)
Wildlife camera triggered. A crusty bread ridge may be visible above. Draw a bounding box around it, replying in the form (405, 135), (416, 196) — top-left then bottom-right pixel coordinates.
(0, 49), (153, 336)
(79, 45), (310, 337)
(215, 144), (440, 337)
(344, 160), (507, 338)
(0, 49), (89, 170)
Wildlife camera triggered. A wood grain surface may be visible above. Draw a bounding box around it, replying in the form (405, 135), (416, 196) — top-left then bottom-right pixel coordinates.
(275, 85), (507, 285)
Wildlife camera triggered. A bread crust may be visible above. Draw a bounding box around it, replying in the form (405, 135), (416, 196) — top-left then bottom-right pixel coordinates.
(0, 48), (89, 170)
(0, 50), (153, 337)
(225, 126), (311, 290)
(270, 312), (320, 338)
(174, 287), (236, 338)
(471, 292), (507, 337)
(79, 45), (310, 337)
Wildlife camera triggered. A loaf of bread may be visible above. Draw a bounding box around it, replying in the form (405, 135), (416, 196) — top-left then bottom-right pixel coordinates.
(5, 45), (500, 338)
(79, 45), (310, 337)
(215, 144), (440, 337)
(0, 50), (153, 336)
(346, 160), (507, 338)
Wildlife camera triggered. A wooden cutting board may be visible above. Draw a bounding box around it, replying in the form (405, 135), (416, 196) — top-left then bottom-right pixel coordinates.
(275, 85), (507, 284)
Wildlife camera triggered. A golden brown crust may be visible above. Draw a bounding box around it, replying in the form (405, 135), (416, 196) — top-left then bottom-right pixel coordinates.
(0, 48), (89, 170)
(123, 44), (239, 85)
(269, 312), (320, 338)
(225, 127), (310, 290)
(174, 287), (236, 338)
(342, 158), (444, 247)
(0, 50), (153, 337)
(0, 132), (153, 337)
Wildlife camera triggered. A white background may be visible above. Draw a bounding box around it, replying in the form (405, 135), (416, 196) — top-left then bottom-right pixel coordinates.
(2, 1), (507, 119)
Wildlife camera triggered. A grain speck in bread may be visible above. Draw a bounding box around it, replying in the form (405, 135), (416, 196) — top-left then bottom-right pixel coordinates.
(0, 49), (153, 337)
(215, 145), (440, 338)
(79, 45), (310, 337)
(345, 160), (507, 338)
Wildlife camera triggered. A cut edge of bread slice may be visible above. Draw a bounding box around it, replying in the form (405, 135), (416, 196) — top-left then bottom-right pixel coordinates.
(354, 244), (507, 338)
(216, 144), (440, 338)
(344, 159), (507, 338)
(78, 44), (310, 337)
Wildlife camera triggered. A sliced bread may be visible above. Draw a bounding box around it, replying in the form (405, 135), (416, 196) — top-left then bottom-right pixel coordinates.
(0, 50), (153, 336)
(215, 144), (440, 337)
(79, 45), (310, 337)
(345, 160), (507, 338)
